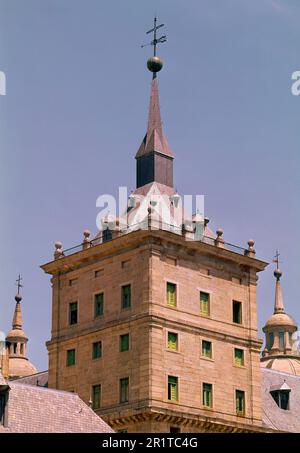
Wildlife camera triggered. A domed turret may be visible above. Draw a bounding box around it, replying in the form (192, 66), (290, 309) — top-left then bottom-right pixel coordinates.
(261, 256), (300, 375)
(6, 277), (37, 379)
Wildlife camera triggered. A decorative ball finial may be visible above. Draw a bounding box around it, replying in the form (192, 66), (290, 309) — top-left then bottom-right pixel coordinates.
(147, 56), (163, 74)
(15, 293), (22, 303)
(274, 268), (282, 280)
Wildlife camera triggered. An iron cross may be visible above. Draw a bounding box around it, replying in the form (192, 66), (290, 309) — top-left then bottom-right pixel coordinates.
(273, 250), (281, 268)
(16, 274), (23, 293)
(141, 16), (167, 56)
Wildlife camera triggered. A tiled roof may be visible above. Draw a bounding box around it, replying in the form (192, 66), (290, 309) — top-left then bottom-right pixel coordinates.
(10, 370), (48, 387)
(0, 380), (114, 433)
(262, 367), (300, 432)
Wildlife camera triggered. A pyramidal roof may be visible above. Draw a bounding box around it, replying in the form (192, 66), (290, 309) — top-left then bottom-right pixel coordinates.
(135, 78), (173, 159)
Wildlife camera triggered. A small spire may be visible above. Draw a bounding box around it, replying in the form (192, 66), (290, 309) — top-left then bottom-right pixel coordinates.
(13, 275), (23, 329)
(273, 252), (285, 314)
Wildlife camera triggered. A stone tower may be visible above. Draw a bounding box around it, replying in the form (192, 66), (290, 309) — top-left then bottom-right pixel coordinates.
(42, 25), (269, 432)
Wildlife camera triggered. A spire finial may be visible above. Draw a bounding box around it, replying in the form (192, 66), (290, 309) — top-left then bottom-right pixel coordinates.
(273, 252), (285, 314)
(273, 250), (282, 281)
(15, 274), (23, 302)
(142, 16), (166, 78)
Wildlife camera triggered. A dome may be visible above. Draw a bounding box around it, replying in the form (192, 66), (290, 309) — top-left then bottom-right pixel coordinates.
(261, 357), (300, 376)
(263, 313), (297, 329)
(8, 357), (37, 379)
(6, 328), (27, 340)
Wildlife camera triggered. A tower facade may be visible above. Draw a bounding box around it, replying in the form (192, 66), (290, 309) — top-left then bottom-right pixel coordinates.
(42, 28), (269, 432)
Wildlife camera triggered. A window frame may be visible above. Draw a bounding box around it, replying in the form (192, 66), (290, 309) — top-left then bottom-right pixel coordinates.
(66, 348), (76, 367)
(120, 333), (130, 352)
(232, 300), (242, 325)
(167, 331), (179, 351)
(201, 339), (213, 360)
(199, 290), (210, 317)
(92, 384), (101, 410)
(167, 375), (178, 402)
(234, 348), (245, 367)
(94, 292), (104, 318)
(121, 284), (132, 310)
(235, 389), (246, 416)
(119, 377), (129, 404)
(202, 382), (213, 408)
(69, 301), (78, 326)
(92, 341), (102, 360)
(166, 281), (177, 308)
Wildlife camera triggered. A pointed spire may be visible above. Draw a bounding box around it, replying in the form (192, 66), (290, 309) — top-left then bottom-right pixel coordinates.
(136, 78), (173, 159)
(273, 268), (285, 314)
(12, 293), (24, 330)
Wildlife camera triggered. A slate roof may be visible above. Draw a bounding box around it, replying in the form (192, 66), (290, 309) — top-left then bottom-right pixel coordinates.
(10, 370), (48, 387)
(0, 380), (114, 433)
(262, 367), (300, 432)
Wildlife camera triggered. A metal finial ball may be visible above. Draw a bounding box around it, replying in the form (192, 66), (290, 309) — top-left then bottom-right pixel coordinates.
(147, 56), (163, 73)
(15, 293), (22, 303)
(274, 269), (282, 280)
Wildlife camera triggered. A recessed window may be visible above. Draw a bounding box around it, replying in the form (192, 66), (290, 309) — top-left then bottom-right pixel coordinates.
(268, 332), (274, 349)
(167, 332), (178, 351)
(279, 331), (284, 351)
(202, 383), (213, 408)
(234, 348), (244, 366)
(167, 282), (176, 307)
(69, 278), (78, 286)
(92, 341), (102, 359)
(20, 344), (24, 355)
(202, 340), (212, 359)
(120, 377), (129, 403)
(200, 292), (210, 316)
(121, 260), (131, 269)
(170, 426), (181, 433)
(13, 343), (17, 354)
(122, 285), (131, 309)
(168, 376), (178, 401)
(66, 349), (76, 367)
(270, 389), (290, 410)
(0, 392), (7, 426)
(94, 269), (104, 278)
(120, 334), (129, 352)
(69, 302), (78, 325)
(236, 390), (245, 416)
(92, 384), (101, 410)
(103, 228), (112, 242)
(94, 293), (104, 318)
(232, 301), (242, 324)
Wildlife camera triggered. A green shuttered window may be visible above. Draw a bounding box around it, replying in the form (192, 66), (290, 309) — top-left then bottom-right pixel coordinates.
(236, 390), (245, 415)
(200, 292), (210, 316)
(66, 349), (76, 366)
(120, 334), (129, 352)
(92, 341), (102, 359)
(94, 293), (104, 318)
(167, 282), (176, 307)
(168, 332), (178, 351)
(202, 383), (213, 408)
(122, 285), (131, 309)
(168, 376), (178, 401)
(202, 340), (212, 359)
(234, 348), (244, 366)
(120, 378), (129, 403)
(92, 384), (101, 410)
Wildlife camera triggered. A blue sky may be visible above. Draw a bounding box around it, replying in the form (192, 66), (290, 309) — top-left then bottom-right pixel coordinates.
(0, 0), (299, 370)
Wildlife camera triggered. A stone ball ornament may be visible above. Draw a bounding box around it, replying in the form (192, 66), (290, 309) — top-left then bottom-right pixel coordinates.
(147, 56), (163, 73)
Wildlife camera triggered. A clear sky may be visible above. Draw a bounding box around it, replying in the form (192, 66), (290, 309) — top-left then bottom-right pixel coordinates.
(0, 0), (299, 371)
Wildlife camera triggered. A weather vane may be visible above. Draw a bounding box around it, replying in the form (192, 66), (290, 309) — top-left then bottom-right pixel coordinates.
(273, 250), (281, 269)
(16, 274), (23, 294)
(142, 16), (167, 78)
